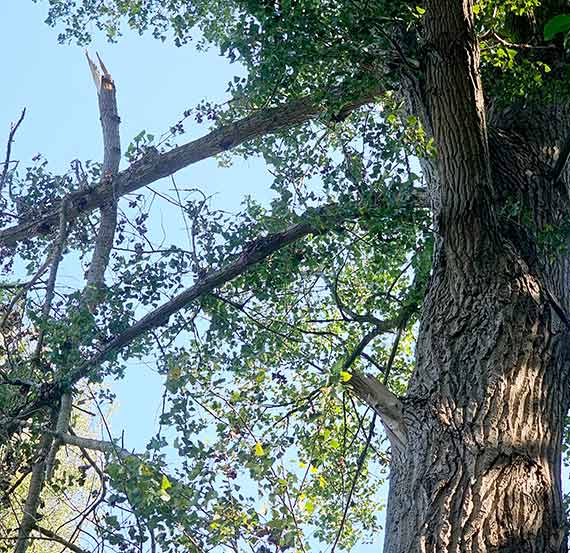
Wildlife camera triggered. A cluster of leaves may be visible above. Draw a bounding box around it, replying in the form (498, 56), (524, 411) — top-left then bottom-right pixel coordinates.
(474, 0), (570, 106)
(0, 75), (430, 551)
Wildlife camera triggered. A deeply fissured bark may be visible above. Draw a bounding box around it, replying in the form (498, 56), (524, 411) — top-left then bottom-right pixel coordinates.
(384, 247), (570, 552)
(381, 0), (570, 549)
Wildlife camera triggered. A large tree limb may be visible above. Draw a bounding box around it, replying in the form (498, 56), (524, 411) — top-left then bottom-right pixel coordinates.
(11, 191), (426, 425)
(14, 434), (52, 553)
(349, 372), (406, 452)
(424, 0), (494, 250)
(0, 88), (380, 248)
(8, 215), (318, 422)
(44, 392), (73, 481)
(47, 431), (135, 460)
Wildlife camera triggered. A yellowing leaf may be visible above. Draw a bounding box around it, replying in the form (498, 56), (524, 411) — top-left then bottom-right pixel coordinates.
(305, 500), (315, 514)
(319, 475), (326, 488)
(138, 463), (153, 477)
(340, 371), (352, 382)
(255, 371), (266, 384)
(330, 438), (340, 449)
(167, 366), (182, 380)
(309, 465), (318, 474)
(254, 442), (265, 457)
(161, 475), (172, 491)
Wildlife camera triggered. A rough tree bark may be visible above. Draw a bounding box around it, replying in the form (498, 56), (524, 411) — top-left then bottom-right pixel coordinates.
(379, 1), (570, 551)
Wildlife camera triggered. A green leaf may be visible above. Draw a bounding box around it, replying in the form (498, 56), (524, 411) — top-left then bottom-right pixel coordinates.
(544, 14), (570, 41)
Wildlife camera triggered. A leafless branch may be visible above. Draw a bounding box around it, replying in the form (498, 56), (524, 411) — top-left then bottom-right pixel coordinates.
(84, 52), (121, 297)
(0, 108), (26, 196)
(46, 431), (136, 460)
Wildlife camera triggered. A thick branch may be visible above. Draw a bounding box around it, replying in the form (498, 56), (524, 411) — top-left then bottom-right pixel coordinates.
(48, 431), (135, 460)
(12, 195), (425, 424)
(349, 371), (406, 452)
(14, 434), (52, 553)
(67, 219), (318, 387)
(0, 89), (379, 247)
(5, 216), (318, 423)
(44, 392), (73, 481)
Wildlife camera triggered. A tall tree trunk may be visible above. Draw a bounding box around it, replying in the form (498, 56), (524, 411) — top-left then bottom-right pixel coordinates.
(381, 1), (570, 551)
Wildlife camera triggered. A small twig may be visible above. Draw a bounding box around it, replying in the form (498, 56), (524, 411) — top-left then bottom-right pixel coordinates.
(330, 414), (376, 553)
(0, 108), (26, 196)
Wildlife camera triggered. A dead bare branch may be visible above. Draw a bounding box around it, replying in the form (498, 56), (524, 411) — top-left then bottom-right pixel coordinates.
(0, 108), (26, 197)
(84, 52), (121, 296)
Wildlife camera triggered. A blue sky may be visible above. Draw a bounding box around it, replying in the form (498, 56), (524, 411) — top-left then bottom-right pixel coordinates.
(1, 3), (389, 551)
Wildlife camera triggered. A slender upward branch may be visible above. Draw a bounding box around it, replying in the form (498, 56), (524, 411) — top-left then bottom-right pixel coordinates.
(84, 52), (121, 294)
(0, 108), (26, 196)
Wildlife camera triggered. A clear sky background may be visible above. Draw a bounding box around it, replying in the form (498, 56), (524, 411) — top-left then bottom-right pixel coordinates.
(2, 2), (387, 552)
